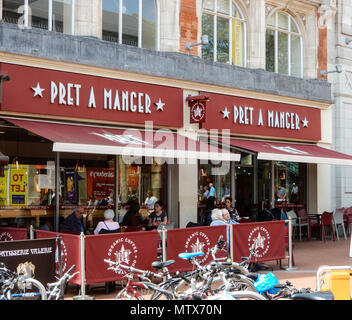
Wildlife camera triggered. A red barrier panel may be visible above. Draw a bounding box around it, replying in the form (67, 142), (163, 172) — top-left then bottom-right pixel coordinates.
(85, 230), (159, 284)
(232, 221), (285, 263)
(166, 226), (227, 274)
(0, 227), (27, 241)
(36, 230), (81, 285)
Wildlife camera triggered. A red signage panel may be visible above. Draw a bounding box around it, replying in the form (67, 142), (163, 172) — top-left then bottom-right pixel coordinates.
(201, 92), (322, 141)
(0, 63), (183, 128)
(232, 221), (285, 263)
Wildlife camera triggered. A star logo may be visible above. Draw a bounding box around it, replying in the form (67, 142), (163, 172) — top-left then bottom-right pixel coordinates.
(254, 232), (265, 250)
(193, 105), (202, 118)
(31, 82), (45, 98)
(302, 117), (309, 128)
(154, 98), (165, 111)
(221, 107), (230, 119)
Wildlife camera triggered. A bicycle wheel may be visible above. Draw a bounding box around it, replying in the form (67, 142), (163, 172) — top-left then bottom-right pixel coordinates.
(8, 278), (47, 300)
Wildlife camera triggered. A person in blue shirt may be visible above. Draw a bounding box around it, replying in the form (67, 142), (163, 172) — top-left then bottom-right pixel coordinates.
(210, 209), (226, 226)
(207, 182), (216, 199)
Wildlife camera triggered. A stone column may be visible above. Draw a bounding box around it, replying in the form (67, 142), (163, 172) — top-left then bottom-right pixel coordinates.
(74, 0), (102, 38)
(247, 0), (266, 69)
(159, 0), (180, 51)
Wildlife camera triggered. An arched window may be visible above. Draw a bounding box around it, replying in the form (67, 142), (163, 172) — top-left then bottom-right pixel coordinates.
(102, 0), (158, 50)
(202, 0), (246, 66)
(266, 11), (303, 77)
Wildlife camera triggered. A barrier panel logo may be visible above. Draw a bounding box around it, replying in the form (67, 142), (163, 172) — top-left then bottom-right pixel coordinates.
(247, 226), (271, 258)
(0, 232), (14, 241)
(106, 237), (138, 274)
(184, 231), (211, 263)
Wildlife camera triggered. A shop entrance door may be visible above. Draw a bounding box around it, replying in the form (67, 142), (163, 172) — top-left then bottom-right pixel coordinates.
(235, 166), (254, 217)
(257, 160), (272, 210)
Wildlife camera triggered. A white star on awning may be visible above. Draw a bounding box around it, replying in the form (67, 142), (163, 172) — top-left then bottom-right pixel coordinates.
(32, 82), (45, 98)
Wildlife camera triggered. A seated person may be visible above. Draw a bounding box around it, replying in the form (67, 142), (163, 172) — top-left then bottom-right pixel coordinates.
(224, 197), (240, 222)
(210, 208), (226, 226)
(148, 200), (167, 226)
(144, 191), (158, 210)
(60, 206), (89, 235)
(121, 200), (141, 226)
(221, 208), (238, 225)
(94, 209), (120, 234)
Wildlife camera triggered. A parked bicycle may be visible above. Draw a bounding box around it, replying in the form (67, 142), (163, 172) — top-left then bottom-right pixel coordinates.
(0, 263), (78, 300)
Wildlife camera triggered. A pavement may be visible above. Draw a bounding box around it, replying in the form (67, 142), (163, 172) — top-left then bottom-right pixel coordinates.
(65, 235), (352, 300)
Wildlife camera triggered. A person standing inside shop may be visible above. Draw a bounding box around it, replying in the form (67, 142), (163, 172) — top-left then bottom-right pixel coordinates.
(148, 200), (168, 226)
(290, 183), (298, 203)
(275, 185), (287, 203)
(207, 182), (216, 199)
(144, 191), (158, 210)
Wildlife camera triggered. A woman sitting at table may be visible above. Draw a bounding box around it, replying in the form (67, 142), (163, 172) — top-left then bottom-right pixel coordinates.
(121, 200), (141, 227)
(224, 197), (240, 222)
(94, 209), (120, 234)
(148, 200), (168, 226)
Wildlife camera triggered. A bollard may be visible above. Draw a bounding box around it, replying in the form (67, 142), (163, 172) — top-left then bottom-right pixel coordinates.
(284, 218), (297, 271)
(73, 232), (94, 300)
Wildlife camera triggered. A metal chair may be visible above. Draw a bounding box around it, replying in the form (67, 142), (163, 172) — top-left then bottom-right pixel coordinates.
(286, 209), (299, 240)
(333, 208), (347, 240)
(297, 209), (310, 240)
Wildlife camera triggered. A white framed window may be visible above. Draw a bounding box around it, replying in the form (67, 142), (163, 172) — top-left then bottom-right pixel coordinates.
(102, 0), (159, 50)
(266, 11), (303, 77)
(202, 0), (246, 67)
(3, 0), (75, 35)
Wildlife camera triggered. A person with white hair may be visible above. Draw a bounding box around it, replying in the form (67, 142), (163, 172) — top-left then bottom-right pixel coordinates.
(210, 208), (226, 226)
(94, 209), (120, 234)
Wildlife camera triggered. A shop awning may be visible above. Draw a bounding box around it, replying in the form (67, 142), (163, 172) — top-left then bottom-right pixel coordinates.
(5, 118), (239, 162)
(218, 138), (352, 166)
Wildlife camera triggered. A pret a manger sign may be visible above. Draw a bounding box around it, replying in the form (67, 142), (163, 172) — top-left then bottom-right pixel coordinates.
(0, 63), (183, 128)
(202, 92), (322, 141)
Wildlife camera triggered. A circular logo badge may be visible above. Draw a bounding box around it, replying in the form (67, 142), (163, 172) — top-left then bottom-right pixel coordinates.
(190, 101), (206, 123)
(106, 237), (139, 275)
(0, 232), (14, 241)
(55, 239), (68, 275)
(247, 226), (271, 258)
(184, 231), (211, 263)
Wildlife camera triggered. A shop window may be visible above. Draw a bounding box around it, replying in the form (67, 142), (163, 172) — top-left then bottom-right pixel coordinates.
(266, 11), (302, 77)
(3, 0), (74, 34)
(102, 0), (158, 50)
(202, 0), (246, 66)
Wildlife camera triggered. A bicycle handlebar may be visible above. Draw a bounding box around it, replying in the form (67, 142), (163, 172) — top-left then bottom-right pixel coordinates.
(104, 259), (162, 279)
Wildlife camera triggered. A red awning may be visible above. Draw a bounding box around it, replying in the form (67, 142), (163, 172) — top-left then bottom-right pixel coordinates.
(5, 118), (239, 163)
(219, 138), (352, 166)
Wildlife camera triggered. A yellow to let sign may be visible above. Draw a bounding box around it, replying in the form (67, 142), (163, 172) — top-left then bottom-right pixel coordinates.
(9, 166), (27, 206)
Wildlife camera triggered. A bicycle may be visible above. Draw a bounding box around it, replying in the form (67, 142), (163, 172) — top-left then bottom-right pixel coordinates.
(0, 263), (78, 300)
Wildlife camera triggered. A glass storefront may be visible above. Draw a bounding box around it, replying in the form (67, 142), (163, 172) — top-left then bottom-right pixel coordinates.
(198, 154), (308, 222)
(0, 125), (167, 231)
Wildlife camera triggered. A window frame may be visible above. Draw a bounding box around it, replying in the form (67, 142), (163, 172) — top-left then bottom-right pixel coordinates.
(103, 0), (160, 50)
(266, 11), (303, 77)
(202, 0), (247, 67)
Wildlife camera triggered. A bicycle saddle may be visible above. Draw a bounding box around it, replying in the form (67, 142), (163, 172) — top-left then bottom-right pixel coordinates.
(151, 260), (175, 269)
(291, 291), (334, 300)
(178, 252), (205, 260)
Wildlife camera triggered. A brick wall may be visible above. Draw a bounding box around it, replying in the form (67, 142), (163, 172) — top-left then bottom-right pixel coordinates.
(317, 12), (328, 80)
(180, 0), (198, 54)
